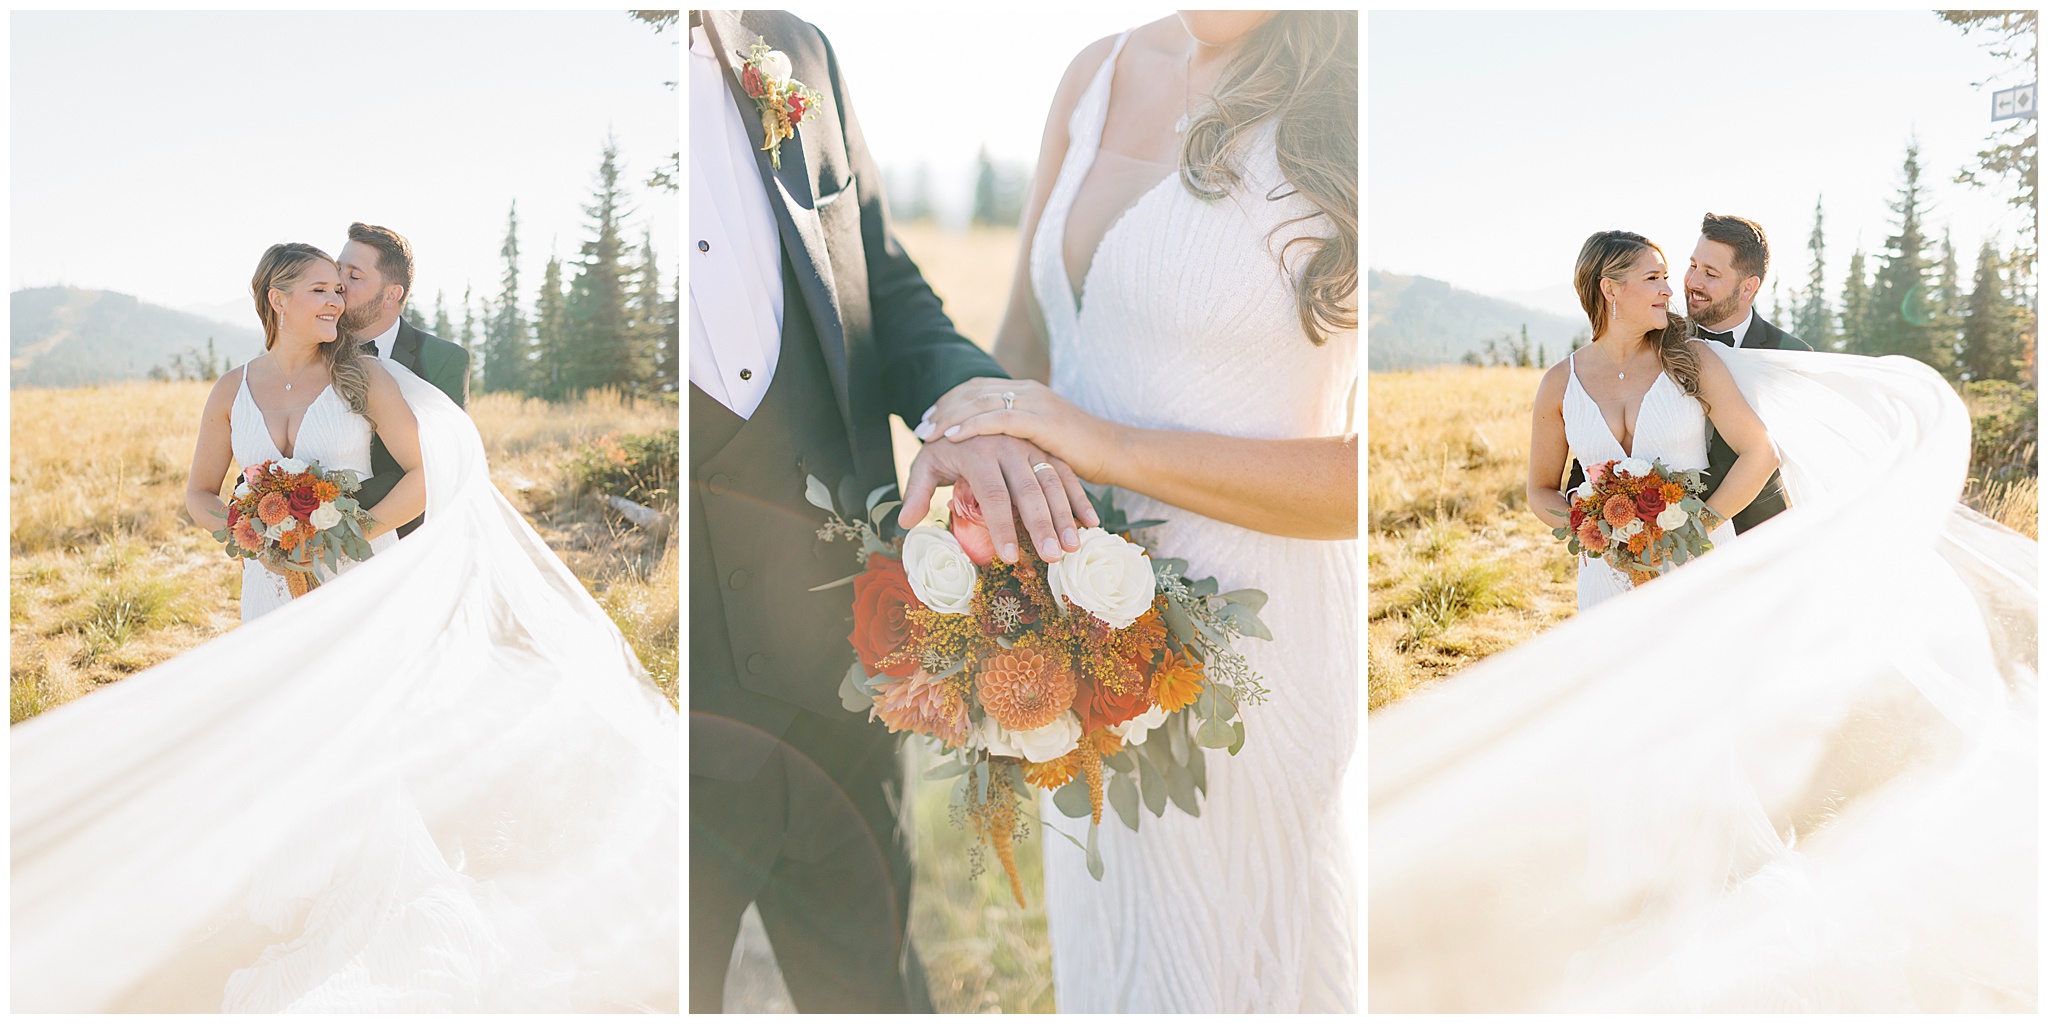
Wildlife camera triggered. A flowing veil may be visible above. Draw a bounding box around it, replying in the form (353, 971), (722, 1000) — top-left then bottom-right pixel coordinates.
(12, 364), (680, 1011)
(1369, 349), (2036, 1012)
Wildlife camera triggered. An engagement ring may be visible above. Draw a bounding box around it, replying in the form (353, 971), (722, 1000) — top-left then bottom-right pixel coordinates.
(1002, 391), (1017, 410)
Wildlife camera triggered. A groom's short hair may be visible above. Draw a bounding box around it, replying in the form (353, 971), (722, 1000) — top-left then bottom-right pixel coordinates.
(347, 222), (414, 301)
(1700, 213), (1769, 283)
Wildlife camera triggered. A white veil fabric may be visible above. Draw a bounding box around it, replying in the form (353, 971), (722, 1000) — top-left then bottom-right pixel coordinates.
(11, 364), (680, 1012)
(1369, 349), (2036, 1012)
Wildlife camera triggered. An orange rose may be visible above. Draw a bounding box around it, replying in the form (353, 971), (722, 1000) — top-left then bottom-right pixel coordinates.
(848, 554), (920, 676)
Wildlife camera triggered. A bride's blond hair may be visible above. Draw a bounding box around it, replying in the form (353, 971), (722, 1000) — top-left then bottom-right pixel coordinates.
(1180, 10), (1357, 346)
(1574, 231), (1709, 415)
(250, 243), (374, 423)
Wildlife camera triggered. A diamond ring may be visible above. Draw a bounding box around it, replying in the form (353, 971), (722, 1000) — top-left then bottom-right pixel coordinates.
(1002, 391), (1017, 410)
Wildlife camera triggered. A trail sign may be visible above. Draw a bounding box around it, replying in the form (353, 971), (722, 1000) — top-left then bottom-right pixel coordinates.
(1992, 83), (2036, 121)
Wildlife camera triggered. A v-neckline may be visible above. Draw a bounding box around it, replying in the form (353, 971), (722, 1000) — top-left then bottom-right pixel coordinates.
(1063, 165), (1177, 317)
(241, 369), (334, 461)
(1570, 363), (1667, 459)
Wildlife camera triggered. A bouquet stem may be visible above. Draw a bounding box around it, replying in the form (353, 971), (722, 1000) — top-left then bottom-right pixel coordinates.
(286, 570), (318, 598)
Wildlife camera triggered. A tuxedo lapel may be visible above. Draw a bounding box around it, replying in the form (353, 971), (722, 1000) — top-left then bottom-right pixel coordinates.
(703, 10), (855, 444)
(391, 320), (424, 372)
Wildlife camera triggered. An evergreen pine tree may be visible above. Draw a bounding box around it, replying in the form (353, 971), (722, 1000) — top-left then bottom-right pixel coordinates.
(628, 226), (670, 394)
(459, 285), (477, 382)
(1865, 141), (1941, 367)
(1794, 196), (1835, 349)
(533, 252), (569, 401)
(403, 297), (425, 325)
(565, 138), (638, 393)
(484, 201), (529, 394)
(972, 145), (998, 226)
(1960, 241), (2017, 381)
(432, 289), (452, 340)
(1934, 229), (1965, 373)
(1838, 247), (1871, 353)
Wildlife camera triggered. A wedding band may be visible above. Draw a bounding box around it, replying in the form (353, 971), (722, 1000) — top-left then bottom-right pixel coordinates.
(1031, 462), (1055, 475)
(1002, 391), (1017, 410)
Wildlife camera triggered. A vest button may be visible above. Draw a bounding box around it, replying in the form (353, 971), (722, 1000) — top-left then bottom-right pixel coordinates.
(746, 653), (769, 675)
(728, 569), (750, 590)
(739, 368), (753, 380)
(708, 473), (732, 496)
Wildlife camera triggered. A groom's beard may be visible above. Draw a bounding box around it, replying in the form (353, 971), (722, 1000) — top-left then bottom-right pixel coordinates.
(338, 302), (379, 336)
(1688, 292), (1744, 330)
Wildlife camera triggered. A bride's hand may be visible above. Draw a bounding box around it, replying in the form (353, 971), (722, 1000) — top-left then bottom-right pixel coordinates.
(915, 378), (1120, 483)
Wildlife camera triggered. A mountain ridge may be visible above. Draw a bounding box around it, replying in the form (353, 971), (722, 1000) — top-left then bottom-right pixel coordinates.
(1368, 269), (1587, 371)
(11, 287), (263, 388)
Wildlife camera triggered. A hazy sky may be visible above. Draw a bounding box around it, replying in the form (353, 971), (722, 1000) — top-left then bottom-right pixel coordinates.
(12, 11), (677, 325)
(1371, 11), (2032, 318)
(801, 5), (1185, 226)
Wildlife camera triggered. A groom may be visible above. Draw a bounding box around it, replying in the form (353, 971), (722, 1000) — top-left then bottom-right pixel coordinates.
(337, 221), (470, 539)
(1683, 212), (1811, 533)
(688, 10), (1087, 1014)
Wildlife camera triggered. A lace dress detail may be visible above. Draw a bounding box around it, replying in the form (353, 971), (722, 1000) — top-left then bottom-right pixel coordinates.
(1560, 351), (1737, 609)
(1027, 30), (1358, 1013)
(228, 367), (376, 621)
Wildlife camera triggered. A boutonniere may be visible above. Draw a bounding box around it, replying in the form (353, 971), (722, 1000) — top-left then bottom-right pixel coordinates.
(737, 43), (823, 171)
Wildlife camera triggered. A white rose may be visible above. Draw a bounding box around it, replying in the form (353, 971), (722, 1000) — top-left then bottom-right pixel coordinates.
(309, 501), (343, 531)
(1109, 704), (1171, 747)
(902, 525), (977, 614)
(1046, 527), (1156, 629)
(275, 457), (308, 475)
(233, 481), (251, 499)
(263, 515), (298, 542)
(974, 714), (1021, 757)
(1569, 480), (1597, 502)
(1011, 711), (1082, 762)
(1655, 506), (1689, 531)
(761, 50), (793, 84)
(1615, 457), (1652, 479)
(1614, 518), (1642, 540)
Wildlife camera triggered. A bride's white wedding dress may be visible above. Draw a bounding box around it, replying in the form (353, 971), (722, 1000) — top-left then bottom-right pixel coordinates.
(1029, 31), (1358, 1013)
(228, 368), (374, 620)
(1561, 350), (1736, 609)
(1371, 348), (2035, 1011)
(13, 363), (678, 1011)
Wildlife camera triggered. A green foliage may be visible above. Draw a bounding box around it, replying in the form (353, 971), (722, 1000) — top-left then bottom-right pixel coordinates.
(1938, 10), (2038, 264)
(483, 201), (530, 395)
(568, 427), (678, 510)
(565, 137), (643, 394)
(1793, 196), (1836, 349)
(1965, 379), (2038, 484)
(1862, 140), (1948, 371)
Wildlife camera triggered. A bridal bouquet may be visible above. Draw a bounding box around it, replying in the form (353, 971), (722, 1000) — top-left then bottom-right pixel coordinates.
(212, 457), (375, 597)
(809, 476), (1271, 907)
(1556, 456), (1715, 586)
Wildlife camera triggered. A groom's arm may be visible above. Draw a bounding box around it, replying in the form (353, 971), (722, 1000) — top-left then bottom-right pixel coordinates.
(819, 31), (1005, 420)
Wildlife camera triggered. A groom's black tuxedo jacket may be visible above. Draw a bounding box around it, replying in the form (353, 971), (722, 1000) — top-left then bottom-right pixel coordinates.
(1703, 312), (1809, 534)
(355, 319), (469, 538)
(690, 10), (1006, 783)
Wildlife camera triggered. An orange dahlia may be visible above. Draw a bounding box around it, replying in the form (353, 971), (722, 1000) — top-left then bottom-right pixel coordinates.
(977, 647), (1077, 732)
(1151, 649), (1205, 713)
(1601, 494), (1637, 528)
(1021, 753), (1077, 790)
(871, 669), (970, 747)
(256, 492), (291, 526)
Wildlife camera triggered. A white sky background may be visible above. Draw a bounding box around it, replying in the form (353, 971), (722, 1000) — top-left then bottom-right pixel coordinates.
(797, 5), (1181, 227)
(11, 11), (678, 326)
(1370, 11), (2034, 318)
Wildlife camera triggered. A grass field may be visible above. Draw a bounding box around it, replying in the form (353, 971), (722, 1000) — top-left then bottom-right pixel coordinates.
(10, 381), (678, 724)
(1366, 365), (2040, 712)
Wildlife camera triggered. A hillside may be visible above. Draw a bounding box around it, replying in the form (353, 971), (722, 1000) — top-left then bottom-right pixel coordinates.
(11, 287), (261, 388)
(1367, 270), (1586, 371)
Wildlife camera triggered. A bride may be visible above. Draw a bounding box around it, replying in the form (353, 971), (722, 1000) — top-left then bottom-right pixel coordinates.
(910, 10), (1358, 1013)
(1369, 233), (2036, 1010)
(13, 244), (679, 1011)
(1527, 230), (1775, 608)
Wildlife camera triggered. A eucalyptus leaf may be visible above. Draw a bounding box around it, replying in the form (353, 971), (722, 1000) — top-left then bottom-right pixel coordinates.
(1156, 557), (1190, 578)
(808, 571), (862, 592)
(1228, 719), (1247, 755)
(869, 501), (902, 528)
(860, 534), (894, 561)
(928, 658), (970, 684)
(865, 483), (896, 514)
(1186, 576), (1219, 598)
(1121, 518), (1166, 532)
(973, 760), (989, 797)
(838, 663), (875, 713)
(1053, 777), (1092, 819)
(1107, 769), (1139, 831)
(1161, 599), (1201, 652)
(924, 757), (971, 781)
(1103, 749), (1136, 774)
(1085, 820), (1104, 881)
(1164, 758), (1201, 816)
(1167, 713), (1189, 766)
(1136, 748), (1167, 816)
(1196, 716), (1235, 748)
(1218, 588), (1268, 613)
(1187, 739), (1207, 795)
(803, 475), (835, 514)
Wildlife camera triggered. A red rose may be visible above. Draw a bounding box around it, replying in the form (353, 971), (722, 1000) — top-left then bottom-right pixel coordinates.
(786, 93), (808, 119)
(288, 485), (320, 520)
(1635, 488), (1667, 519)
(741, 65), (765, 98)
(849, 554), (921, 676)
(1073, 668), (1152, 734)
(226, 503), (242, 527)
(1568, 506), (1585, 531)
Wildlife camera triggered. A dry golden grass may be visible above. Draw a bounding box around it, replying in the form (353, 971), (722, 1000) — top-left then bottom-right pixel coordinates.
(1367, 368), (1578, 710)
(10, 381), (678, 722)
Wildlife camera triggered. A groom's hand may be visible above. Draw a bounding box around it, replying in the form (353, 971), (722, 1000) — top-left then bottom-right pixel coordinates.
(899, 435), (1092, 563)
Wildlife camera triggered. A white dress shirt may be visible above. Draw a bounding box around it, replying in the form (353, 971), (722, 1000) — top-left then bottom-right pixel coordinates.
(1720, 308), (1755, 348)
(689, 23), (785, 419)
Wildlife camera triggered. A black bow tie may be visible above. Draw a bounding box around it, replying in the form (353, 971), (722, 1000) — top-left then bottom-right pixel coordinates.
(1698, 328), (1735, 346)
(362, 338), (380, 357)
